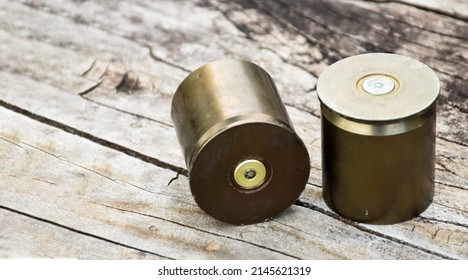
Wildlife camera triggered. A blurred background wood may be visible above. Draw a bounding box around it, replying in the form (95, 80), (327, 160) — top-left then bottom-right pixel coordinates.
(0, 0), (466, 259)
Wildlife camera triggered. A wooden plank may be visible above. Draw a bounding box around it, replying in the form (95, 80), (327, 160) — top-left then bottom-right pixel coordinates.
(0, 0), (465, 190)
(0, 108), (292, 259)
(0, 0), (466, 259)
(0, 208), (163, 259)
(1, 107), (447, 259)
(0, 0), (465, 150)
(0, 74), (466, 259)
(0, 0), (465, 202)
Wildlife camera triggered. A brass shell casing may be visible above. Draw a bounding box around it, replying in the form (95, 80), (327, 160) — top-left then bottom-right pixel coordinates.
(171, 59), (310, 225)
(317, 53), (440, 224)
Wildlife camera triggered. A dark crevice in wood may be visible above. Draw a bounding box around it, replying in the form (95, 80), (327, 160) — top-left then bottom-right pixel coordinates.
(80, 95), (174, 128)
(436, 159), (467, 183)
(20, 141), (124, 184)
(80, 57), (97, 76)
(115, 72), (139, 93)
(438, 135), (468, 149)
(32, 178), (56, 185)
(0, 205), (172, 259)
(166, 173), (180, 188)
(284, 102), (320, 119)
(93, 202), (301, 259)
(307, 182), (323, 189)
(260, 44), (319, 79)
(360, 0), (468, 23)
(418, 216), (468, 230)
(294, 199), (455, 259)
(77, 81), (102, 96)
(0, 137), (25, 149)
(435, 179), (468, 191)
(142, 42), (191, 73)
(432, 201), (468, 216)
(0, 99), (188, 176)
(447, 102), (468, 115)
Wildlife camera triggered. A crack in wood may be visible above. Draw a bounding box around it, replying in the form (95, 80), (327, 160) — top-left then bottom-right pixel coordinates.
(166, 173), (180, 188)
(0, 137), (25, 149)
(0, 205), (172, 259)
(419, 216), (468, 229)
(438, 135), (468, 149)
(432, 201), (468, 216)
(436, 159), (467, 183)
(1, 101), (199, 209)
(360, 0), (468, 22)
(77, 81), (102, 96)
(115, 71), (140, 94)
(294, 199), (456, 259)
(32, 178), (56, 185)
(307, 182), (323, 189)
(20, 141), (126, 184)
(284, 102), (320, 119)
(80, 58), (97, 76)
(0, 99), (188, 176)
(79, 95), (173, 128)
(446, 102), (468, 116)
(142, 42), (191, 73)
(92, 202), (301, 259)
(434, 180), (467, 191)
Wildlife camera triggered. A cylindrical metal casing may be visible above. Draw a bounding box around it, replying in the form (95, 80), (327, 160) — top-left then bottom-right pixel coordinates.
(171, 59), (310, 225)
(317, 53), (440, 224)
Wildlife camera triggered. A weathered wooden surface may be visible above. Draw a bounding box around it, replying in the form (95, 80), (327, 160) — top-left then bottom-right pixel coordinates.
(0, 0), (466, 259)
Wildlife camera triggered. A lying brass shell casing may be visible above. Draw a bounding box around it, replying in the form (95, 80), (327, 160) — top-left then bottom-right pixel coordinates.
(171, 59), (310, 225)
(317, 53), (440, 224)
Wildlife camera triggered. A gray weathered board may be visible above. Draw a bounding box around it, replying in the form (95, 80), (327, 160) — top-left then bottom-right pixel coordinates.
(0, 0), (467, 259)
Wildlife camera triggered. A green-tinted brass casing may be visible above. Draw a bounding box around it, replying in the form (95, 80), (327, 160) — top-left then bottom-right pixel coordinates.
(317, 53), (440, 224)
(171, 59), (310, 225)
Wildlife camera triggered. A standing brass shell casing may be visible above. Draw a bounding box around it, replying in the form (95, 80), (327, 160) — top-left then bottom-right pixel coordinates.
(317, 53), (440, 224)
(171, 59), (310, 225)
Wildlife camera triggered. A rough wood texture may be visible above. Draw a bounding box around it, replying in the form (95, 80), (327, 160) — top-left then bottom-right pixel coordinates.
(0, 0), (466, 259)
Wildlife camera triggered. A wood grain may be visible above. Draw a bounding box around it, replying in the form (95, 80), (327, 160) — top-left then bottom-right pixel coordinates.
(0, 0), (466, 259)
